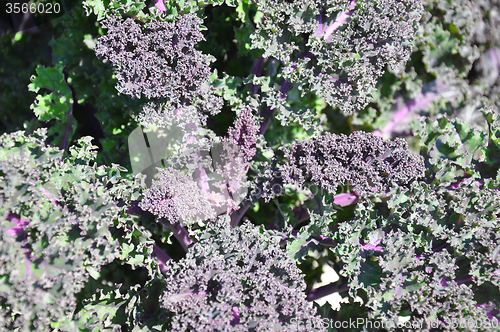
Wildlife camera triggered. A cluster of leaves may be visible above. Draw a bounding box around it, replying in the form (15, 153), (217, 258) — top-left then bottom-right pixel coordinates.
(0, 128), (153, 330)
(277, 131), (424, 198)
(156, 219), (324, 331)
(94, 12), (223, 121)
(249, 0), (424, 114)
(326, 110), (500, 330)
(1, 0), (500, 331)
(352, 0), (500, 138)
(69, 219), (325, 331)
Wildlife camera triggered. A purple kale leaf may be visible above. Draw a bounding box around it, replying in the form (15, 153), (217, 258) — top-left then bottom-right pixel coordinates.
(156, 218), (324, 331)
(0, 129), (144, 331)
(94, 13), (222, 119)
(138, 167), (217, 226)
(249, 0), (423, 113)
(275, 131), (424, 199)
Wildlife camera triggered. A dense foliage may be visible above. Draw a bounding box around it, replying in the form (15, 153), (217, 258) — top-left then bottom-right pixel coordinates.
(1, 0), (500, 331)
